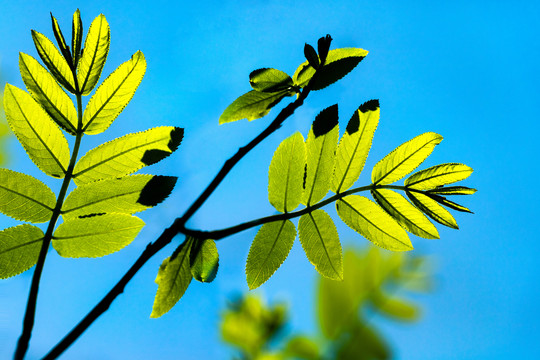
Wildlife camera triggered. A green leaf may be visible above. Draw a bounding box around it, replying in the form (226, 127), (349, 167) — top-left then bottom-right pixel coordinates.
(268, 132), (306, 213)
(62, 175), (177, 220)
(299, 209), (342, 280)
(52, 213), (145, 258)
(72, 9), (83, 67)
(82, 51), (147, 134)
(428, 194), (473, 213)
(331, 100), (379, 193)
(73, 126), (183, 185)
(372, 291), (419, 321)
(303, 105), (339, 206)
(372, 189), (439, 239)
(3, 84), (70, 178)
(151, 239), (193, 318)
(285, 335), (320, 360)
(405, 163), (473, 190)
(427, 186), (477, 196)
(190, 238), (219, 283)
(336, 195), (412, 251)
(292, 48), (369, 90)
(0, 225), (44, 279)
(19, 52), (78, 134)
(31, 30), (76, 93)
(77, 14), (110, 95)
(406, 191), (458, 229)
(219, 89), (293, 124)
(0, 169), (56, 223)
(50, 13), (73, 65)
(246, 220), (296, 290)
(372, 132), (443, 185)
(249, 68), (293, 93)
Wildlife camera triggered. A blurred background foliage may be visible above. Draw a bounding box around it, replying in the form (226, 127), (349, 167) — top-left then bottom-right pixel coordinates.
(221, 246), (433, 360)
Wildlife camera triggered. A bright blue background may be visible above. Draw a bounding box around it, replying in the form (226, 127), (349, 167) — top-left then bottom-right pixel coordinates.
(1, 1), (538, 359)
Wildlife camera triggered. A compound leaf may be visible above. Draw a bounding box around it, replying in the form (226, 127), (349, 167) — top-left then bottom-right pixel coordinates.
(4, 84), (70, 178)
(190, 239), (219, 283)
(405, 163), (473, 190)
(427, 186), (477, 196)
(52, 213), (144, 258)
(372, 188), (439, 239)
(0, 224), (44, 279)
(19, 52), (77, 134)
(31, 30), (76, 93)
(62, 175), (177, 220)
(293, 48), (368, 90)
(73, 126), (183, 185)
(249, 68), (293, 93)
(336, 195), (412, 251)
(246, 220), (296, 290)
(219, 89), (293, 124)
(151, 239), (193, 318)
(303, 105), (339, 206)
(83, 51), (146, 134)
(372, 132), (443, 185)
(331, 100), (379, 193)
(72, 9), (83, 67)
(77, 14), (110, 95)
(299, 209), (343, 280)
(0, 169), (56, 223)
(406, 191), (458, 229)
(268, 132), (306, 213)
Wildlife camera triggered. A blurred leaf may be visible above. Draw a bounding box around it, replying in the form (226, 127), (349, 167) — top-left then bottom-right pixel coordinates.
(219, 89), (293, 124)
(405, 163), (473, 190)
(0, 225), (43, 279)
(336, 323), (390, 360)
(406, 191), (458, 229)
(371, 291), (420, 322)
(285, 335), (320, 360)
(190, 238), (219, 283)
(249, 68), (293, 93)
(77, 14), (110, 95)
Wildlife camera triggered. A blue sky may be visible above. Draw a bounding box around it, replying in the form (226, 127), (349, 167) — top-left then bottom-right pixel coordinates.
(1, 1), (539, 359)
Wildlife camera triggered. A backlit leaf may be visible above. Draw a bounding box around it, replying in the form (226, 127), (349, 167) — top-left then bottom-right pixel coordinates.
(406, 191), (458, 229)
(268, 132), (306, 213)
(31, 30), (76, 93)
(50, 13), (72, 65)
(372, 132), (443, 185)
(303, 105), (339, 206)
(190, 239), (219, 283)
(331, 100), (379, 193)
(19, 52), (78, 134)
(0, 225), (44, 279)
(336, 195), (412, 251)
(285, 336), (320, 360)
(405, 163), (473, 190)
(62, 175), (177, 220)
(0, 169), (56, 223)
(219, 89), (294, 124)
(246, 220), (296, 290)
(77, 14), (110, 95)
(372, 290), (419, 321)
(52, 213), (144, 258)
(299, 209), (342, 280)
(73, 126), (183, 185)
(372, 189), (439, 239)
(292, 48), (368, 90)
(151, 239), (193, 318)
(4, 84), (70, 178)
(249, 68), (293, 93)
(83, 51), (146, 134)
(72, 9), (83, 67)
(428, 194), (473, 213)
(427, 186), (477, 196)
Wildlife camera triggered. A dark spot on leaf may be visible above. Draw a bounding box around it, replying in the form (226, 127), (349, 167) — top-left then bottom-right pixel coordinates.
(168, 127), (184, 152)
(311, 56), (366, 91)
(303, 163), (308, 189)
(137, 176), (178, 207)
(359, 99), (379, 113)
(313, 104), (338, 137)
(78, 212), (106, 219)
(346, 110), (360, 135)
(141, 127), (183, 166)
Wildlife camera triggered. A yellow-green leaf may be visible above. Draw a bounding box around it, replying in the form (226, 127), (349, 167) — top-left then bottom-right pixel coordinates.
(31, 30), (76, 93)
(268, 132), (306, 213)
(427, 186), (477, 196)
(83, 51), (147, 134)
(190, 239), (219, 283)
(0, 225), (44, 279)
(299, 209), (343, 280)
(372, 290), (419, 321)
(336, 195), (412, 251)
(406, 191), (458, 229)
(50, 13), (72, 65)
(246, 220), (296, 290)
(151, 239), (193, 318)
(219, 89), (293, 124)
(249, 68), (293, 93)
(372, 188), (439, 239)
(0, 169), (56, 223)
(62, 175), (177, 220)
(331, 100), (379, 193)
(3, 84), (70, 178)
(292, 48), (368, 90)
(372, 132), (443, 185)
(72, 9), (83, 67)
(303, 105), (339, 206)
(405, 163), (473, 190)
(77, 14), (110, 95)
(429, 194), (473, 213)
(52, 213), (145, 258)
(73, 126), (183, 185)
(19, 52), (77, 134)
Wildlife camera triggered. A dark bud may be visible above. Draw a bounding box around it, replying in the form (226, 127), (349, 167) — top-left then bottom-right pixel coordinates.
(304, 43), (319, 70)
(317, 34), (332, 66)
